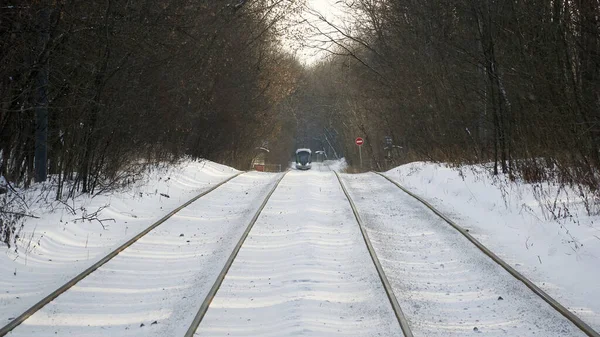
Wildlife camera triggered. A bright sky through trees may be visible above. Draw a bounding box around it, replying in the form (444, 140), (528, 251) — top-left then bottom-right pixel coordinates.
(285, 0), (348, 65)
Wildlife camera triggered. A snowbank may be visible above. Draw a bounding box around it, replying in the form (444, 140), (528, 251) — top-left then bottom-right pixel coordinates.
(0, 159), (238, 324)
(385, 162), (600, 330)
(324, 158), (347, 172)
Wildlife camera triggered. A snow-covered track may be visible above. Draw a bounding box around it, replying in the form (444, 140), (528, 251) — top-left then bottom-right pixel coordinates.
(374, 172), (600, 337)
(0, 171), (244, 337)
(184, 171), (288, 337)
(334, 171), (414, 337)
(192, 170), (403, 337)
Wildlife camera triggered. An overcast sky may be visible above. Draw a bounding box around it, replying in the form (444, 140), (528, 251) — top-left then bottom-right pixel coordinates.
(283, 0), (349, 65)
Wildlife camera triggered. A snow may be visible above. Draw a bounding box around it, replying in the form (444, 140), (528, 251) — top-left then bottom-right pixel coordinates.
(0, 160), (239, 326)
(384, 162), (600, 332)
(341, 172), (585, 336)
(323, 158), (347, 172)
(296, 148), (312, 154)
(2, 158), (597, 336)
(195, 170), (402, 337)
(7, 171), (281, 337)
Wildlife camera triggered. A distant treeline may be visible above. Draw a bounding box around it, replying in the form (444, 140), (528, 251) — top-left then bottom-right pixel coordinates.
(0, 0), (302, 197)
(299, 0), (600, 189)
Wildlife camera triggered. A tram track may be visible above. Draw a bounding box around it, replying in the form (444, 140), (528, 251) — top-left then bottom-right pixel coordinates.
(374, 172), (600, 337)
(0, 171), (286, 337)
(183, 171), (287, 337)
(0, 171), (244, 336)
(338, 171), (599, 337)
(334, 171), (413, 337)
(4, 165), (596, 337)
(192, 169), (404, 337)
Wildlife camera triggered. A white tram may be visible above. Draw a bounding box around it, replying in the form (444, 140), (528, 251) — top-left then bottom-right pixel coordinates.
(295, 148), (312, 170)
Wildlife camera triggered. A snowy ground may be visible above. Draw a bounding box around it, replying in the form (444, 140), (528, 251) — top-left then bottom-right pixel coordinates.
(7, 171), (280, 337)
(196, 169), (400, 337)
(1, 158), (598, 337)
(342, 172), (585, 336)
(384, 162), (600, 332)
(321, 159), (347, 172)
(0, 160), (238, 325)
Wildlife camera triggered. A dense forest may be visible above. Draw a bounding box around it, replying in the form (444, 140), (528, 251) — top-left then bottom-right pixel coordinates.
(295, 0), (600, 192)
(2, 0), (600, 193)
(0, 0), (303, 197)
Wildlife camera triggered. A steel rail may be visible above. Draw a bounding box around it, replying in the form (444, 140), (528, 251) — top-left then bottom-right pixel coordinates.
(184, 170), (288, 337)
(0, 171), (245, 337)
(375, 171), (600, 337)
(334, 171), (414, 337)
